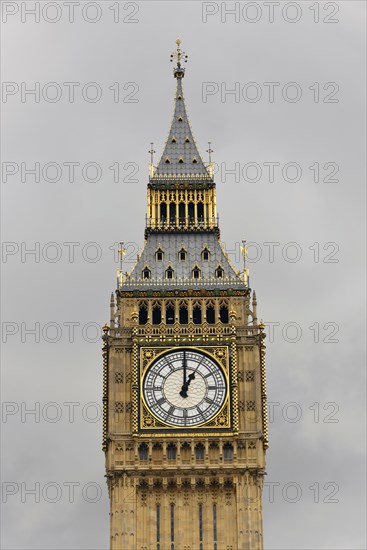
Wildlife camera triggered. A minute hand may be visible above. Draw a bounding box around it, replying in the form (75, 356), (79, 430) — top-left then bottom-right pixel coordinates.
(180, 351), (189, 398)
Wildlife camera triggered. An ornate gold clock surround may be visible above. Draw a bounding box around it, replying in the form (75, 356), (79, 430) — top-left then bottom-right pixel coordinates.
(133, 343), (238, 436)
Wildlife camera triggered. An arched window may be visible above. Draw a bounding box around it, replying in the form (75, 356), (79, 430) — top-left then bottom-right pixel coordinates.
(215, 266), (224, 279)
(138, 443), (148, 461)
(192, 266), (201, 279)
(188, 202), (194, 224)
(139, 302), (148, 325)
(206, 302), (215, 324)
(195, 443), (205, 460)
(223, 443), (233, 461)
(179, 302), (188, 324)
(193, 303), (202, 325)
(220, 303), (229, 324)
(152, 302), (161, 325)
(160, 203), (167, 221)
(167, 443), (176, 460)
(142, 267), (151, 279)
(202, 248), (210, 261)
(178, 248), (187, 261)
(166, 302), (175, 325)
(156, 248), (164, 261)
(166, 266), (174, 280)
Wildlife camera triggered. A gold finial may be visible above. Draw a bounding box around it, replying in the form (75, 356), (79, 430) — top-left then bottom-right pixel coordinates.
(170, 38), (187, 78)
(102, 323), (109, 333)
(259, 320), (265, 331)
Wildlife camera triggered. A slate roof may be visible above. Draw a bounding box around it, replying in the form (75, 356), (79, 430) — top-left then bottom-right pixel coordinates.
(121, 233), (246, 291)
(153, 77), (210, 179)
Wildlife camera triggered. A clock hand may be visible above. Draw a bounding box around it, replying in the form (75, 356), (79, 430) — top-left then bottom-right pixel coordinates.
(183, 350), (187, 385)
(180, 351), (188, 398)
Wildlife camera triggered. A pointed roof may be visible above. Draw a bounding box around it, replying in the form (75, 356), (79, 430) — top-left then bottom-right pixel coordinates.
(151, 40), (210, 181)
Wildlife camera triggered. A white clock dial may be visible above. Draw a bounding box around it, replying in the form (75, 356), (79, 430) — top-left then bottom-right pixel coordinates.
(142, 349), (227, 427)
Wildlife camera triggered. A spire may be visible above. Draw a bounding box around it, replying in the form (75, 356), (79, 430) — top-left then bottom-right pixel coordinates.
(152, 39), (210, 181)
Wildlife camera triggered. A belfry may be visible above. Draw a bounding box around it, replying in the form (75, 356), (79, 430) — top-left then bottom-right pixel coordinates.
(102, 39), (268, 550)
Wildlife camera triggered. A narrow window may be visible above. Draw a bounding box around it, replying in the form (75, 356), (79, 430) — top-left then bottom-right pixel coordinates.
(160, 203), (167, 221)
(202, 248), (210, 261)
(188, 202), (194, 223)
(156, 505), (160, 550)
(170, 503), (175, 550)
(192, 266), (201, 279)
(171, 136), (176, 143)
(138, 443), (148, 461)
(223, 443), (233, 461)
(199, 503), (203, 550)
(185, 137), (190, 143)
(165, 158), (170, 164)
(139, 302), (148, 325)
(197, 202), (204, 221)
(219, 304), (229, 324)
(179, 304), (188, 325)
(167, 443), (176, 460)
(178, 158), (184, 164)
(156, 248), (164, 261)
(179, 202), (185, 223)
(152, 303), (161, 325)
(142, 267), (151, 279)
(193, 158), (198, 164)
(166, 266), (174, 280)
(193, 304), (202, 324)
(206, 303), (215, 324)
(178, 116), (183, 122)
(213, 504), (217, 550)
(178, 248), (187, 261)
(215, 266), (224, 279)
(166, 303), (175, 324)
(169, 203), (176, 224)
(195, 443), (205, 460)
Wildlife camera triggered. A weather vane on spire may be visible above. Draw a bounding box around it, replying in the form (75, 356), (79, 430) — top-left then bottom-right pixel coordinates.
(170, 38), (188, 78)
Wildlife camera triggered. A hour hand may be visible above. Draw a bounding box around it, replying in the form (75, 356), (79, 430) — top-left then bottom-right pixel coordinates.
(180, 382), (188, 398)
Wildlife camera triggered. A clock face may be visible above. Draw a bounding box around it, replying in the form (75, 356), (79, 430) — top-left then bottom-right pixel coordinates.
(142, 349), (227, 427)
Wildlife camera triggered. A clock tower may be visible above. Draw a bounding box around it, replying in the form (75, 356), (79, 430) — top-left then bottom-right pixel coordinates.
(102, 40), (268, 550)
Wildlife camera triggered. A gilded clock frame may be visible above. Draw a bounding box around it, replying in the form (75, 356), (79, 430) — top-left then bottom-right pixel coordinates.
(133, 343), (238, 436)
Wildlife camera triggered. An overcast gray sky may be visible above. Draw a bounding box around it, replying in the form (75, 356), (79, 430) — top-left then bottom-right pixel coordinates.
(1, 1), (366, 549)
